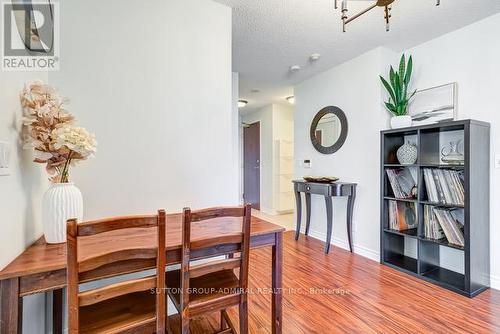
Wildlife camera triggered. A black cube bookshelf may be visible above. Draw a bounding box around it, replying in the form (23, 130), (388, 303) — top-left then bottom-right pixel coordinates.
(380, 119), (490, 297)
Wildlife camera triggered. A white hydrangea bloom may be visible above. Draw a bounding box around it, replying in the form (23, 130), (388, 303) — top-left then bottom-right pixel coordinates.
(53, 126), (97, 159)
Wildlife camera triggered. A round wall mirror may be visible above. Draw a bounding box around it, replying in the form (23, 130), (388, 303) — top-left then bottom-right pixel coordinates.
(310, 106), (348, 154)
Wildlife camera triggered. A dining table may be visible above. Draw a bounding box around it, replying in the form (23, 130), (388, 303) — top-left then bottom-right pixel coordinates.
(0, 214), (285, 334)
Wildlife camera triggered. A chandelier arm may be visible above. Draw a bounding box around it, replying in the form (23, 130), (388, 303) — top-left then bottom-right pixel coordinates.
(337, 0), (440, 32)
(344, 3), (377, 25)
(384, 5), (391, 31)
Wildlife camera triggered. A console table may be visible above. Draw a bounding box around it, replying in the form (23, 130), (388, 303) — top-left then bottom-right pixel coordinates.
(293, 181), (357, 253)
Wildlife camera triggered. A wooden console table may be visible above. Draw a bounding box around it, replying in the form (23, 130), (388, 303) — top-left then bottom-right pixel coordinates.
(0, 215), (284, 334)
(293, 181), (357, 254)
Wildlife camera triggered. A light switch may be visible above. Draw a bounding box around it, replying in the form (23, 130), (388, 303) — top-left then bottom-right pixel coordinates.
(0, 141), (11, 176)
(495, 154), (500, 169)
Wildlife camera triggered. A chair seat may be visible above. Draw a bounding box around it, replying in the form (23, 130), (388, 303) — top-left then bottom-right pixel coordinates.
(79, 290), (157, 334)
(167, 269), (240, 309)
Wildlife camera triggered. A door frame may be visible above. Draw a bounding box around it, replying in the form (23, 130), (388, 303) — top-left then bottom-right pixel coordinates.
(242, 121), (261, 210)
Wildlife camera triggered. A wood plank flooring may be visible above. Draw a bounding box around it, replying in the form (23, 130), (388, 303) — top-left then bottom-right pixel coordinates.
(168, 231), (500, 334)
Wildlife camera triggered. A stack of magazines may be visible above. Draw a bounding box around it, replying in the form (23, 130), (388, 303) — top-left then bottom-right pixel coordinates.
(388, 200), (417, 231)
(424, 206), (465, 247)
(423, 168), (464, 205)
(386, 168), (417, 199)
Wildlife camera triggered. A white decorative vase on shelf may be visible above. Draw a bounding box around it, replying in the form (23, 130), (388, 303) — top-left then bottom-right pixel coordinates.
(42, 182), (83, 244)
(397, 141), (418, 165)
(390, 115), (412, 129)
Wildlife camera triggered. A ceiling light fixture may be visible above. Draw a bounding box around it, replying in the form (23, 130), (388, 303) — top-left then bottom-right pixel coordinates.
(310, 53), (321, 62)
(286, 96), (295, 105)
(289, 65), (301, 73)
(334, 0), (441, 32)
(238, 100), (248, 108)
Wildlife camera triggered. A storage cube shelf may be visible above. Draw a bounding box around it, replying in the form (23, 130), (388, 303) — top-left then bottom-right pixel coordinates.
(380, 120), (490, 297)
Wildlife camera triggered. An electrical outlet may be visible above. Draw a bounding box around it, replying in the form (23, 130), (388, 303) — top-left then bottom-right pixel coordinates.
(0, 141), (11, 176)
(495, 154), (500, 169)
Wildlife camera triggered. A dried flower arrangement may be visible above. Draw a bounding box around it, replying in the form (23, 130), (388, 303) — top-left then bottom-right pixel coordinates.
(21, 81), (97, 183)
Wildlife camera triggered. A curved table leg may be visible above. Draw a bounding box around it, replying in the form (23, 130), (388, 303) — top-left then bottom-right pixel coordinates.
(294, 191), (302, 241)
(305, 193), (311, 236)
(346, 187), (356, 253)
(325, 196), (333, 254)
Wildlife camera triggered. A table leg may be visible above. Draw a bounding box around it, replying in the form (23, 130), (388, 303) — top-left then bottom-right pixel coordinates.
(304, 193), (311, 236)
(53, 289), (63, 334)
(272, 232), (283, 334)
(294, 191), (302, 240)
(325, 196), (333, 254)
(346, 187), (356, 253)
(0, 278), (22, 334)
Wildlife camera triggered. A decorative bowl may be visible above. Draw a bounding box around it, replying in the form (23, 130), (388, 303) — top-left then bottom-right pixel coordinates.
(303, 176), (339, 183)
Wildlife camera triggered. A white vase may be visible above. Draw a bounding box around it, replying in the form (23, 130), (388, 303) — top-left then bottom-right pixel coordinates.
(390, 115), (412, 129)
(42, 182), (83, 244)
(397, 141), (418, 165)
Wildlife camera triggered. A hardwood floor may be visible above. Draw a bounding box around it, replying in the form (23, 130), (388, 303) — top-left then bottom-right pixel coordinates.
(169, 231), (500, 334)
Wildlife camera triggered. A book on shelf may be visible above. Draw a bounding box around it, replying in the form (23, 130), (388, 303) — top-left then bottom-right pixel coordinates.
(386, 168), (416, 199)
(388, 200), (417, 231)
(424, 206), (465, 247)
(423, 168), (464, 206)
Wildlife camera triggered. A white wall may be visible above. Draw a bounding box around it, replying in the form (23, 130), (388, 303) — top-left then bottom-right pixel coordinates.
(273, 104), (294, 140)
(294, 13), (500, 289)
(404, 12), (500, 288)
(48, 0), (237, 219)
(0, 0), (233, 331)
(233, 72), (243, 204)
(295, 47), (389, 259)
(0, 71), (49, 334)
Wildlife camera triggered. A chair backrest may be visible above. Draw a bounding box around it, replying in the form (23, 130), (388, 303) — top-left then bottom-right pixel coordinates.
(66, 210), (166, 334)
(180, 204), (252, 310)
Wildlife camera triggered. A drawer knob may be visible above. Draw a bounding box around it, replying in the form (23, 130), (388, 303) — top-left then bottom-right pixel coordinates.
(307, 186), (311, 191)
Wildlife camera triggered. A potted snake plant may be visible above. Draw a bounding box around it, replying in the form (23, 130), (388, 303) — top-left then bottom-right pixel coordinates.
(380, 54), (417, 128)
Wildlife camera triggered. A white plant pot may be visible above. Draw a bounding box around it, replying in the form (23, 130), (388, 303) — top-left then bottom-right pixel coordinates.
(390, 115), (412, 129)
(42, 182), (83, 244)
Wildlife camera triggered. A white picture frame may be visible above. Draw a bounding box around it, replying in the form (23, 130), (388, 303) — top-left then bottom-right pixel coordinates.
(409, 82), (457, 126)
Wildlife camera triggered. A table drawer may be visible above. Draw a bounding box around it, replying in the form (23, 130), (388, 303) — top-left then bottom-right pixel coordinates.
(296, 183), (330, 196)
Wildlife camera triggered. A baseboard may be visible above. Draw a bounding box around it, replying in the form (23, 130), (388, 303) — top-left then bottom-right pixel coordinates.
(304, 228), (379, 262)
(259, 207), (277, 215)
(275, 209), (293, 215)
(491, 274), (500, 290)
(301, 227), (499, 292)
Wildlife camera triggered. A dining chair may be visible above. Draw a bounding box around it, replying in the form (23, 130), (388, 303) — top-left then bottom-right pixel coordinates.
(166, 204), (252, 334)
(66, 210), (167, 334)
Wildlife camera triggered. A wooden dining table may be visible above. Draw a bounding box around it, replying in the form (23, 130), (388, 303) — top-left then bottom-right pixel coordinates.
(0, 214), (284, 334)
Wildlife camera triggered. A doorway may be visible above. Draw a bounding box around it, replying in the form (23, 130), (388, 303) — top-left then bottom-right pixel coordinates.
(243, 122), (260, 210)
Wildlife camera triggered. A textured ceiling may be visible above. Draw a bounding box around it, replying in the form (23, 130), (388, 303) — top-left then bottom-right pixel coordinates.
(214, 0), (500, 113)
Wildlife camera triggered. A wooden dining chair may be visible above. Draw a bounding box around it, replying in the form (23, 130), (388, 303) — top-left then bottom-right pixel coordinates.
(66, 210), (167, 334)
(166, 204), (252, 334)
